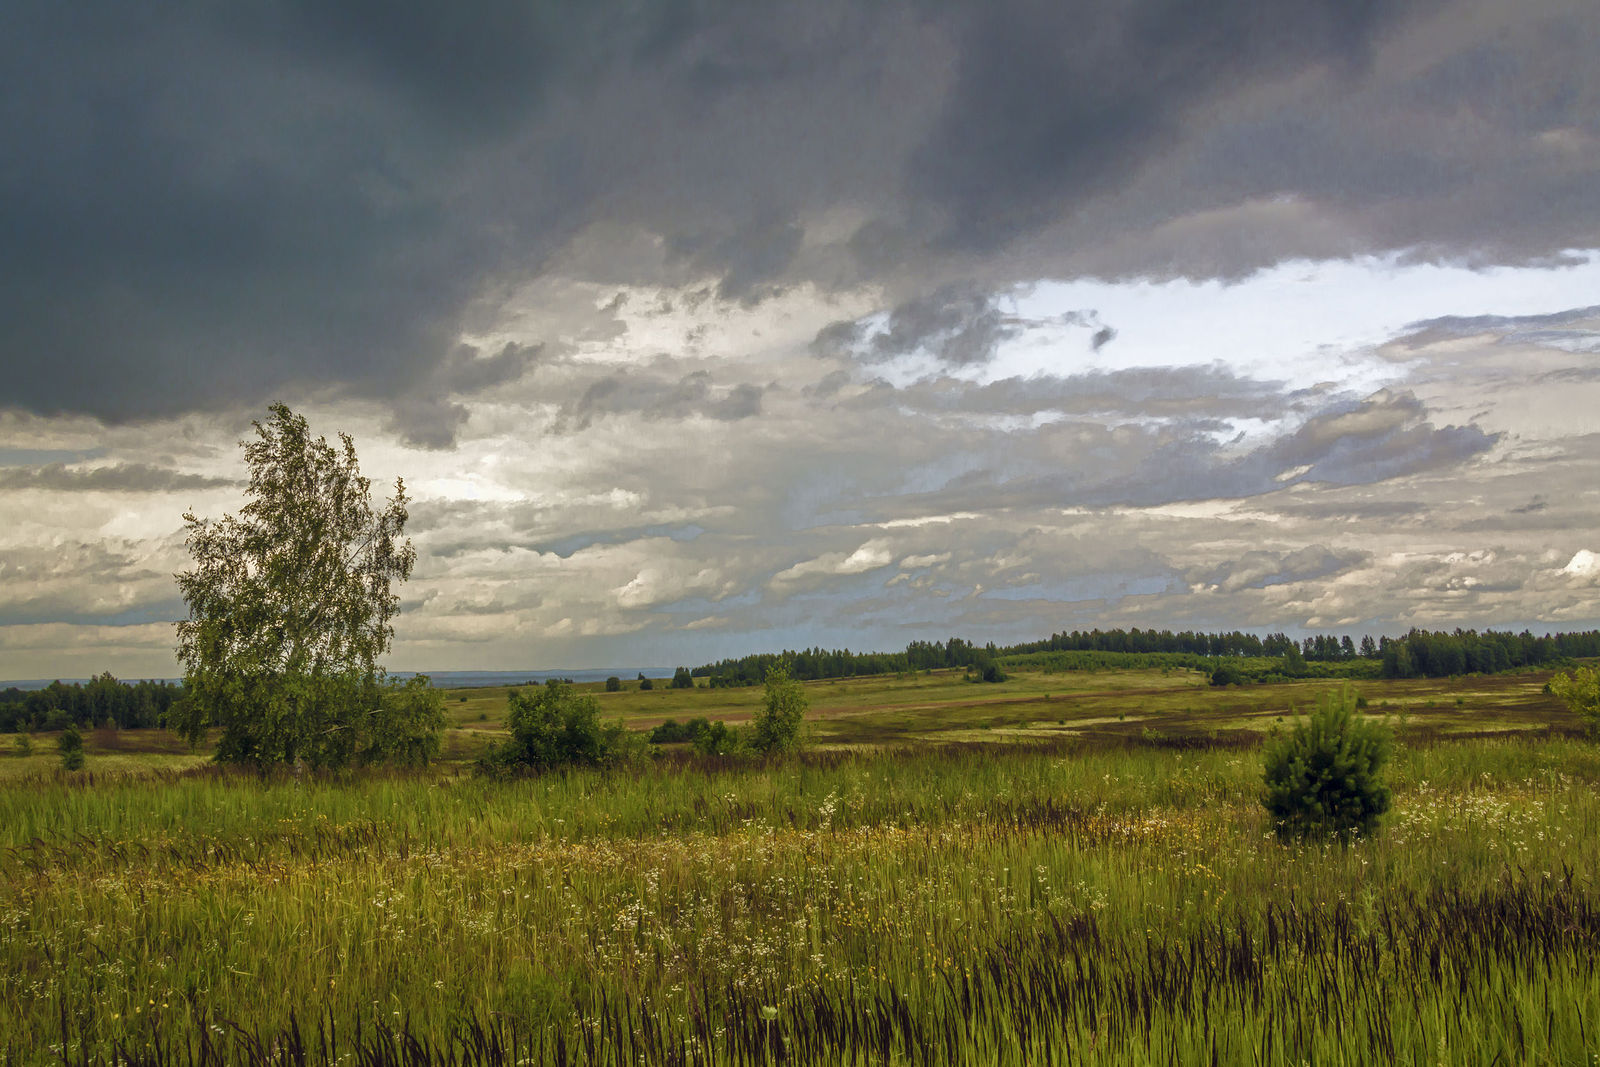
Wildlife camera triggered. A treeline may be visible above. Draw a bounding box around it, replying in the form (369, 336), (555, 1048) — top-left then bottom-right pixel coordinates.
(1010, 628), (1369, 660)
(690, 638), (1002, 687)
(1379, 628), (1600, 678)
(1, 673), (183, 733)
(691, 626), (1600, 687)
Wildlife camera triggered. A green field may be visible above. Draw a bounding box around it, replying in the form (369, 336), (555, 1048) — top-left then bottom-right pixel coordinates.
(3, 666), (1597, 1063)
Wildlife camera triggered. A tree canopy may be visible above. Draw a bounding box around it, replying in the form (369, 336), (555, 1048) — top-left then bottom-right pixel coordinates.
(171, 404), (441, 767)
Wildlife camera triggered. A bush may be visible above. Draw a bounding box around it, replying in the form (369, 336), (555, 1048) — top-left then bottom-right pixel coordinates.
(1549, 666), (1600, 738)
(692, 719), (738, 755)
(362, 675), (446, 766)
(670, 667), (694, 689)
(649, 717), (693, 744)
(639, 677), (654, 691)
(481, 681), (634, 773)
(967, 651), (1005, 683)
(58, 724), (85, 771)
(1210, 663), (1245, 687)
(751, 666), (806, 755)
(605, 676), (622, 693)
(1262, 686), (1391, 841)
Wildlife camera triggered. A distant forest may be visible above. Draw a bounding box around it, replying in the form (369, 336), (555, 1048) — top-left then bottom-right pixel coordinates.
(689, 627), (1600, 688)
(6, 626), (1598, 731)
(0, 674), (182, 733)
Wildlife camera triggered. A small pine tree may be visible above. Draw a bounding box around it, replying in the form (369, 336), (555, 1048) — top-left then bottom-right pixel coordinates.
(58, 724), (85, 771)
(1262, 686), (1390, 841)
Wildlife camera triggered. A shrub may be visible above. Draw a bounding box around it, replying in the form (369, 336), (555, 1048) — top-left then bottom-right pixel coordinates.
(649, 718), (691, 744)
(481, 681), (634, 773)
(1210, 663), (1245, 687)
(605, 676), (622, 693)
(692, 719), (738, 755)
(362, 675), (446, 766)
(751, 666), (806, 755)
(1262, 686), (1391, 841)
(670, 667), (694, 689)
(639, 677), (654, 691)
(58, 724), (85, 771)
(1548, 666), (1600, 738)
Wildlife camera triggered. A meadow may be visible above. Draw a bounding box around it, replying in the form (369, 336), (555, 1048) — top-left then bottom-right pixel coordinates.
(2, 665), (1597, 1064)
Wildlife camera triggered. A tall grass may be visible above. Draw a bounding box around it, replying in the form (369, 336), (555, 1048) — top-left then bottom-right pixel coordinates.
(2, 737), (1597, 1063)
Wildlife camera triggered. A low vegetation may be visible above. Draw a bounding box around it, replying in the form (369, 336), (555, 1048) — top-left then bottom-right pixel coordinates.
(1, 663), (1596, 1064)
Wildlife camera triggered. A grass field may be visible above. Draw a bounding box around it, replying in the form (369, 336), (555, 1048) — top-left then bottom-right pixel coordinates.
(2, 665), (1597, 1064)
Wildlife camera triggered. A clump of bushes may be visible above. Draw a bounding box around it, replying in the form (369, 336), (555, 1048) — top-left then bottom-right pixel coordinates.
(479, 681), (636, 773)
(1262, 686), (1391, 842)
(649, 717), (739, 754)
(604, 676), (622, 692)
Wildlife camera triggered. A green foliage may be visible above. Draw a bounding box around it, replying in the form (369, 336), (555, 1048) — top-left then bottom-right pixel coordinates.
(1548, 666), (1600, 738)
(1210, 663), (1245, 687)
(967, 650), (1006, 683)
(13, 735), (32, 757)
(365, 676), (446, 766)
(670, 667), (694, 689)
(649, 716), (741, 753)
(638, 676), (654, 691)
(650, 717), (701, 744)
(483, 681), (635, 773)
(57, 724), (84, 771)
(605, 676), (622, 693)
(1262, 686), (1391, 841)
(171, 405), (433, 768)
(692, 720), (738, 755)
(751, 666), (807, 755)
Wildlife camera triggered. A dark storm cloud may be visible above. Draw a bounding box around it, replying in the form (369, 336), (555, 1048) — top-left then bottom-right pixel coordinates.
(669, 218), (806, 304)
(564, 371), (764, 430)
(873, 365), (1292, 420)
(909, 0), (1422, 250)
(385, 342), (545, 449)
(0, 463), (235, 493)
(6, 0), (1598, 423)
(812, 283), (1026, 367)
(1259, 390), (1498, 485)
(864, 388), (1497, 516)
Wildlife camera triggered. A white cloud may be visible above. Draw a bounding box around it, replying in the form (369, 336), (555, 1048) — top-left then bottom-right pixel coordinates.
(1561, 550), (1600, 578)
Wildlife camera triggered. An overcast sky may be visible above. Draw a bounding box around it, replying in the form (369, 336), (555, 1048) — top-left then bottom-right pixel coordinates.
(3, 0), (1599, 679)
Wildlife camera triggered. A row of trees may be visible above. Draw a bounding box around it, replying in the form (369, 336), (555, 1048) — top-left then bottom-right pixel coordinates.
(0, 674), (183, 733)
(686, 627), (1600, 690)
(690, 638), (1006, 687)
(1379, 628), (1600, 678)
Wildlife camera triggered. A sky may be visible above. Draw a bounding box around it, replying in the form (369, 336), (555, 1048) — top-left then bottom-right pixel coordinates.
(2, 0), (1599, 679)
